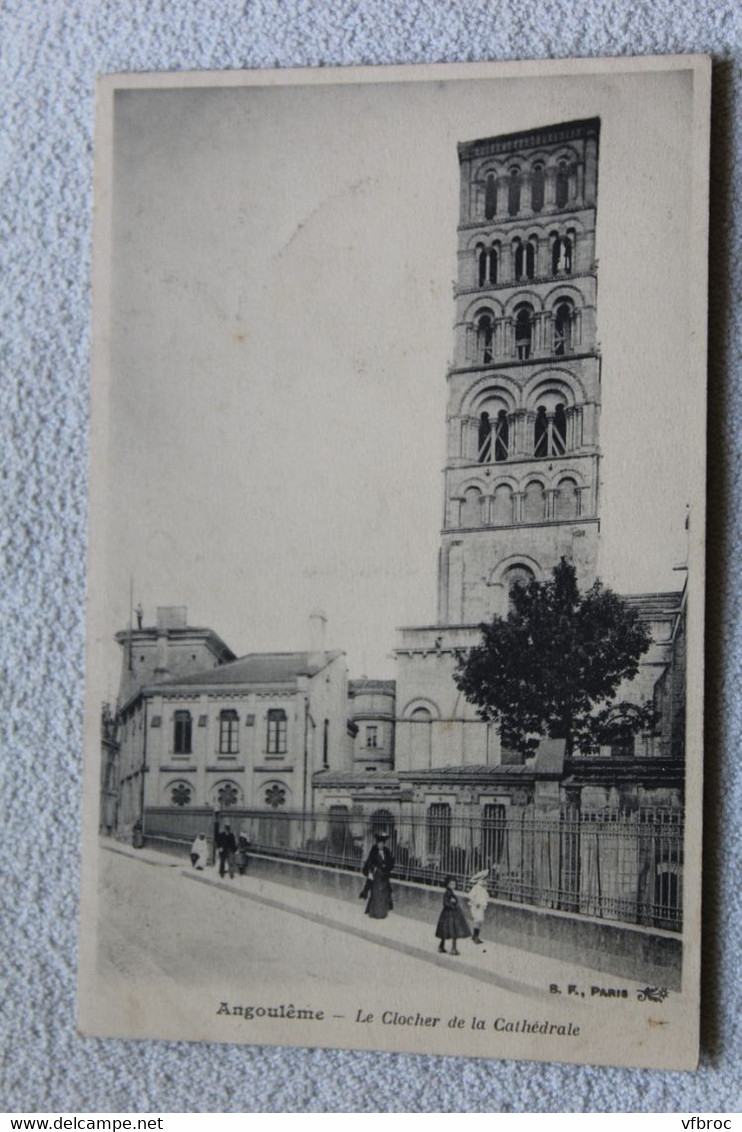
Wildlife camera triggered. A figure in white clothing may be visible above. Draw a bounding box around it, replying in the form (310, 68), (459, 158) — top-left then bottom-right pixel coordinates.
(466, 868), (491, 944)
(190, 832), (208, 870)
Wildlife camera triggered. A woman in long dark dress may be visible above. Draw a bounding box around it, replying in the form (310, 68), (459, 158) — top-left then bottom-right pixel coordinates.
(435, 875), (471, 955)
(362, 832), (394, 919)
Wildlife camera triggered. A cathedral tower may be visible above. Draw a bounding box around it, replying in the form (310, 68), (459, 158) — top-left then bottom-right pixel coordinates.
(438, 119), (601, 624)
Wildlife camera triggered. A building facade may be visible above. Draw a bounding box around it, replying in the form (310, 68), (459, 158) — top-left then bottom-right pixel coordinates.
(114, 607), (350, 835)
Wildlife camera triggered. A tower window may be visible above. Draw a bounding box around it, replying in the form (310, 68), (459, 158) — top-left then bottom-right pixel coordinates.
(476, 313), (494, 363)
(531, 163), (545, 212)
(478, 244), (497, 286)
(366, 724), (378, 748)
(478, 410), (508, 463)
(552, 235), (572, 274)
(219, 709), (239, 755)
(484, 173), (497, 220)
(494, 410), (509, 461)
(267, 708), (287, 755)
(515, 240), (535, 281)
(554, 301), (573, 355)
(173, 710), (192, 755)
(523, 481), (546, 523)
(506, 565), (536, 611)
(462, 486), (483, 527)
(491, 483), (514, 525)
(556, 160), (570, 208)
(478, 412), (491, 463)
(514, 305), (533, 360)
(534, 404), (567, 457)
(555, 477), (579, 520)
(508, 168), (521, 216)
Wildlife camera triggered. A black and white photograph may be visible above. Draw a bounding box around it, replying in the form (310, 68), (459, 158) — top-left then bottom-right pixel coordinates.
(79, 57), (709, 1070)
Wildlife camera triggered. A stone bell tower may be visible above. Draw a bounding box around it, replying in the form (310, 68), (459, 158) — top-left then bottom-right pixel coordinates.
(437, 118), (601, 624)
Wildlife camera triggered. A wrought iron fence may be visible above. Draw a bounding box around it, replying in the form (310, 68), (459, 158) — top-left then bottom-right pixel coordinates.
(144, 804), (683, 931)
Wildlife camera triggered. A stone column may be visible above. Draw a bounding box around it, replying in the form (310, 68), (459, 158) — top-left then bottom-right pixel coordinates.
(513, 491), (524, 523)
(521, 170), (533, 212)
(500, 239), (512, 280)
(545, 165), (557, 207)
(536, 235), (548, 277)
(545, 488), (557, 521)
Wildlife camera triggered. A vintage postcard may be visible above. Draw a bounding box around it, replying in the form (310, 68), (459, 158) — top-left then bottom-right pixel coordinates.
(79, 56), (710, 1070)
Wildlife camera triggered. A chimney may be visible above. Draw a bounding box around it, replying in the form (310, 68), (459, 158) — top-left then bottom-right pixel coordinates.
(308, 609), (327, 668)
(154, 606), (187, 679)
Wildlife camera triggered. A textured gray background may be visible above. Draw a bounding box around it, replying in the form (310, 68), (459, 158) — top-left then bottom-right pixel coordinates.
(1, 0), (740, 1114)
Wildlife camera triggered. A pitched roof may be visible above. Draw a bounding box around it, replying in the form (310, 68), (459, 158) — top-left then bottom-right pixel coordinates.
(156, 650), (343, 689)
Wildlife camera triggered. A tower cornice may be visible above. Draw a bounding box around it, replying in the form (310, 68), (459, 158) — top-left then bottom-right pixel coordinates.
(458, 118), (600, 162)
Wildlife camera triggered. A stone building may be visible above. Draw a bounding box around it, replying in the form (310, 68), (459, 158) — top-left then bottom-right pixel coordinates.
(113, 607), (349, 834)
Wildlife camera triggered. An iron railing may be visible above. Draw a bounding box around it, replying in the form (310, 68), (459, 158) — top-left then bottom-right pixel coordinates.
(144, 804), (683, 931)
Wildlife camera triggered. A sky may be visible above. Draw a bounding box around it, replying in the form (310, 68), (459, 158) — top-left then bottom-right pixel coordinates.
(96, 64), (702, 697)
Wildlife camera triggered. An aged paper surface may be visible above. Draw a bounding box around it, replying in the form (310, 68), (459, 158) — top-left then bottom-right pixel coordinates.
(79, 56), (709, 1070)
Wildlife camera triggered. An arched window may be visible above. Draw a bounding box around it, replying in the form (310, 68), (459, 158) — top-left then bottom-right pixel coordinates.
(487, 245), (498, 285)
(554, 301), (573, 355)
(514, 240), (523, 280)
(552, 235), (572, 274)
(534, 406), (548, 456)
(523, 481), (546, 522)
(514, 305), (533, 360)
(494, 409), (509, 462)
(476, 312), (494, 363)
(266, 708), (287, 755)
(477, 245), (487, 287)
(426, 802), (451, 862)
(461, 486), (482, 527)
(219, 709), (239, 755)
(173, 710), (192, 755)
(554, 477), (579, 520)
(484, 173), (497, 220)
(514, 239), (535, 281)
(505, 564), (535, 612)
(409, 706), (433, 767)
(478, 411), (491, 463)
(531, 163), (545, 212)
(553, 403), (567, 453)
(328, 804), (352, 858)
(508, 168), (521, 216)
(556, 160), (570, 208)
(370, 809), (396, 849)
(477, 244), (498, 287)
(534, 403), (567, 456)
(491, 483), (514, 525)
(482, 803), (506, 863)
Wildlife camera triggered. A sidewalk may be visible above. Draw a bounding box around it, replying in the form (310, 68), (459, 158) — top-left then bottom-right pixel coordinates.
(103, 840), (621, 1000)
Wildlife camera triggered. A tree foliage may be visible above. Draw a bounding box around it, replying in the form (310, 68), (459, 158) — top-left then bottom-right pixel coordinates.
(454, 558), (655, 756)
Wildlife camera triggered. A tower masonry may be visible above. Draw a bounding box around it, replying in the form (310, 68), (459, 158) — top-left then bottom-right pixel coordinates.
(439, 118), (601, 623)
(395, 119), (603, 773)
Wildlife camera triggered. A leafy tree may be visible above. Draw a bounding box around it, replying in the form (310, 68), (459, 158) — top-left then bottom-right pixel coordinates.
(454, 558), (655, 757)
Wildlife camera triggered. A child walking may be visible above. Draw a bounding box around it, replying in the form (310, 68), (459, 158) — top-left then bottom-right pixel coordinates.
(465, 867), (491, 944)
(435, 875), (471, 955)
